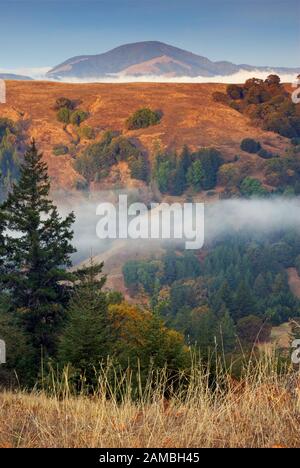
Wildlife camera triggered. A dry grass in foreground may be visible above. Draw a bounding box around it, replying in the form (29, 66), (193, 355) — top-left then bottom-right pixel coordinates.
(0, 355), (300, 448)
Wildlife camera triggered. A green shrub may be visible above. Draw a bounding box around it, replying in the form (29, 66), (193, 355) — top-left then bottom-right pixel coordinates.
(229, 100), (242, 112)
(78, 125), (95, 140)
(126, 108), (161, 130)
(54, 97), (75, 111)
(52, 145), (69, 156)
(240, 138), (261, 154)
(226, 84), (244, 100)
(240, 177), (268, 197)
(57, 107), (70, 124)
(262, 114), (298, 138)
(237, 315), (271, 344)
(257, 148), (277, 159)
(70, 109), (89, 126)
(128, 155), (149, 182)
(75, 178), (89, 191)
(74, 132), (148, 183)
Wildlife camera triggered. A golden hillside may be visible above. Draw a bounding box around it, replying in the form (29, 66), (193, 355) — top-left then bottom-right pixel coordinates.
(0, 80), (290, 190)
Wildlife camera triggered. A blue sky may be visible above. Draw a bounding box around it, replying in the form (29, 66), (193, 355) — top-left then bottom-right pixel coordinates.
(1, 0), (299, 69)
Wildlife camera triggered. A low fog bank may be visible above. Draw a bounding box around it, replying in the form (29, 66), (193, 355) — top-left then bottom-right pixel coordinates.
(47, 69), (298, 84)
(1, 67), (297, 84)
(207, 198), (300, 238)
(53, 68), (297, 84)
(57, 194), (300, 264)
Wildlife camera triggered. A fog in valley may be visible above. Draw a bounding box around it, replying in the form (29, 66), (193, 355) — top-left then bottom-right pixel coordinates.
(57, 194), (300, 264)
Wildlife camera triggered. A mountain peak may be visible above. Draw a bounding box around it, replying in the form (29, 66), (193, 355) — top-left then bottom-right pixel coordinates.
(47, 41), (300, 80)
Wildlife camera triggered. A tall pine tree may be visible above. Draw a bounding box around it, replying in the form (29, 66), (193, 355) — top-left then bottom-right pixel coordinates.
(58, 260), (110, 383)
(1, 140), (75, 357)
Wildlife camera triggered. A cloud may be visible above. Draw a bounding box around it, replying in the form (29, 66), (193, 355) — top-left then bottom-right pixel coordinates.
(205, 198), (300, 240)
(0, 67), (51, 79)
(56, 194), (300, 264)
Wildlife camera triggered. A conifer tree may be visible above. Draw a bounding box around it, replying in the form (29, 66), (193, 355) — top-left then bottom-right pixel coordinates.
(173, 149), (189, 195)
(180, 145), (191, 173)
(187, 160), (204, 191)
(232, 281), (256, 320)
(1, 140), (75, 357)
(213, 280), (234, 317)
(216, 305), (236, 352)
(0, 295), (35, 385)
(58, 260), (111, 382)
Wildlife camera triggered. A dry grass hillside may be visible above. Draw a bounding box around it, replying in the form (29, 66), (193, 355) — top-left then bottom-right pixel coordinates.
(0, 80), (290, 190)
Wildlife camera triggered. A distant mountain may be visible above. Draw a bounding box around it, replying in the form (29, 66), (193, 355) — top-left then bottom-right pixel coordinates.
(47, 41), (300, 80)
(0, 73), (33, 81)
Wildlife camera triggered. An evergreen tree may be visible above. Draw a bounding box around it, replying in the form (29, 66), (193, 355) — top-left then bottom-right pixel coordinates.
(272, 273), (287, 294)
(193, 148), (223, 190)
(163, 252), (178, 284)
(232, 281), (256, 320)
(216, 305), (236, 352)
(1, 141), (75, 358)
(187, 160), (204, 191)
(0, 295), (35, 385)
(254, 273), (270, 297)
(190, 306), (217, 352)
(58, 261), (111, 382)
(172, 148), (190, 195)
(180, 145), (191, 173)
(213, 280), (234, 316)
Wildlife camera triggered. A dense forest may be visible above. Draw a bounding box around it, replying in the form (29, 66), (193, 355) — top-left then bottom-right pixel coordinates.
(123, 231), (300, 355)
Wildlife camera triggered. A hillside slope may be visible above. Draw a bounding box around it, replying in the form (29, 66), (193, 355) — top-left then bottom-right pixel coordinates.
(0, 80), (290, 190)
